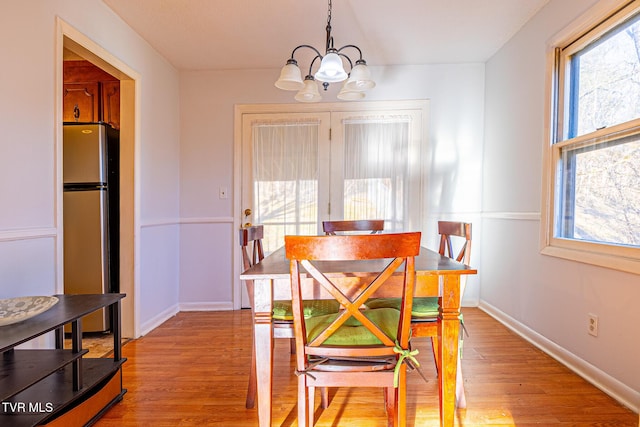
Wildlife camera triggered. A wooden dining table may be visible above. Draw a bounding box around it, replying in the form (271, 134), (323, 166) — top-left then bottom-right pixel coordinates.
(240, 245), (477, 427)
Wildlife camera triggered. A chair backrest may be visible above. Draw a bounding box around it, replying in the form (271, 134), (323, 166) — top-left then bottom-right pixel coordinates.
(322, 219), (385, 235)
(437, 221), (472, 265)
(438, 221), (472, 300)
(285, 232), (421, 360)
(239, 225), (264, 270)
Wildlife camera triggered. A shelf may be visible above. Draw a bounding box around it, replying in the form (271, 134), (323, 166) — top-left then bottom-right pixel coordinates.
(0, 358), (126, 427)
(0, 294), (126, 427)
(0, 294), (124, 353)
(0, 349), (88, 402)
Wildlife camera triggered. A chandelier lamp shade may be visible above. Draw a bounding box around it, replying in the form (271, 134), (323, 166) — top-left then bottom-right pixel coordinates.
(274, 0), (375, 102)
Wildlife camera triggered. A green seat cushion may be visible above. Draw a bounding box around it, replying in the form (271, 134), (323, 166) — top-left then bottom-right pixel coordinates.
(366, 297), (440, 318)
(272, 299), (341, 321)
(304, 307), (399, 346)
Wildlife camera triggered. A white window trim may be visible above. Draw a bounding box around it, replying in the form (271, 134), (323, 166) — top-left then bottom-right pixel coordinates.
(540, 0), (640, 275)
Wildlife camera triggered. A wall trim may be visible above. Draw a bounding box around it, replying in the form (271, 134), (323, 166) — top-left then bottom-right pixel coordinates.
(0, 228), (57, 242)
(179, 302), (234, 311)
(482, 212), (540, 221)
(179, 217), (235, 225)
(139, 304), (179, 337)
(0, 218), (237, 238)
(139, 217), (235, 228)
(140, 219), (180, 228)
(479, 301), (639, 413)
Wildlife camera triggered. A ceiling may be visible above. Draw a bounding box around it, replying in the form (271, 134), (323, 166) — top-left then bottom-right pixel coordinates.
(102, 0), (550, 71)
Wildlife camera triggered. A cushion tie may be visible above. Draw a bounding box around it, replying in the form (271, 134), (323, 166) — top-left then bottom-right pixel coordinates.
(294, 357), (330, 381)
(393, 342), (420, 388)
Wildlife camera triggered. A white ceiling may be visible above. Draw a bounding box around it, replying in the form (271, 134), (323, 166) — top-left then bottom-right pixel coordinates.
(102, 0), (550, 71)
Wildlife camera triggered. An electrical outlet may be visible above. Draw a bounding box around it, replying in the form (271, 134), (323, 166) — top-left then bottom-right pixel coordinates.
(588, 313), (598, 337)
(218, 187), (228, 199)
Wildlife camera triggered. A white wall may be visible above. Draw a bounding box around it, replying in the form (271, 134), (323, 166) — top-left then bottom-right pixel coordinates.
(0, 0), (181, 337)
(178, 63), (486, 309)
(482, 0), (640, 410)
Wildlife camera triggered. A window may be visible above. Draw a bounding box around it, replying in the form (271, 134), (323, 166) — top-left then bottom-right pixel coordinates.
(543, 1), (640, 272)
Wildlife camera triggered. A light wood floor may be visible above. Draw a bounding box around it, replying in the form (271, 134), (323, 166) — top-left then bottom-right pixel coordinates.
(93, 308), (637, 426)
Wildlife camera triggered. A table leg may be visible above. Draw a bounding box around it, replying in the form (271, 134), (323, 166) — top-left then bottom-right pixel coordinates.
(253, 278), (274, 427)
(438, 274), (461, 427)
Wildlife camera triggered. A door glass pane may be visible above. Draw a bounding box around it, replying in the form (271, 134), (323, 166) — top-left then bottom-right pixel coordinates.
(342, 118), (410, 231)
(252, 122), (319, 253)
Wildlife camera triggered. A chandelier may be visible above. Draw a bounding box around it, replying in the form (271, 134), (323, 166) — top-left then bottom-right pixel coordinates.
(274, 0), (375, 102)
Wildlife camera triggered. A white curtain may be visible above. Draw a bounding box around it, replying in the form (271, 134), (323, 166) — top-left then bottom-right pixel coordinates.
(252, 121), (319, 253)
(250, 115), (414, 251)
(342, 118), (410, 231)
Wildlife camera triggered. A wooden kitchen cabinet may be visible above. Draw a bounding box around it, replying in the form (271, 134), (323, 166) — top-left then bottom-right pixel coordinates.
(63, 82), (100, 123)
(101, 81), (120, 130)
(63, 61), (120, 129)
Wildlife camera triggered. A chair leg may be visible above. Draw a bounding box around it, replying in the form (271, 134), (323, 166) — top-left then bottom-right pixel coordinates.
(396, 368), (407, 427)
(308, 386), (316, 426)
(245, 287), (257, 409)
(384, 387), (395, 427)
(320, 387), (329, 409)
(297, 376), (310, 427)
(245, 339), (257, 409)
(431, 336), (440, 376)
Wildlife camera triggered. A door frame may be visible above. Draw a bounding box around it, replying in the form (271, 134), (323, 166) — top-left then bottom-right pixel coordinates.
(233, 100), (429, 309)
(56, 18), (141, 338)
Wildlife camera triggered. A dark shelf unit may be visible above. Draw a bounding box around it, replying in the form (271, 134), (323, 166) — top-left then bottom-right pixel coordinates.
(0, 294), (127, 427)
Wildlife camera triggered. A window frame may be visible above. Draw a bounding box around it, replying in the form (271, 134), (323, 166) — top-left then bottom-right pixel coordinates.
(541, 0), (640, 274)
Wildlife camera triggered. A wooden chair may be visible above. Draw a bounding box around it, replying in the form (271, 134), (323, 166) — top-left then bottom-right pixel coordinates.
(285, 232), (421, 427)
(367, 221), (472, 408)
(414, 221), (471, 408)
(322, 219), (385, 235)
(240, 225), (339, 409)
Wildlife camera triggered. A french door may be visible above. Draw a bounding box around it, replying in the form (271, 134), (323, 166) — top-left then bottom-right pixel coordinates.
(241, 112), (331, 254)
(329, 111), (424, 232)
(240, 104), (426, 255)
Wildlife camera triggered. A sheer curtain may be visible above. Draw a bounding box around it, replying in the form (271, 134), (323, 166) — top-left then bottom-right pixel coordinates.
(342, 117), (410, 231)
(252, 121), (319, 253)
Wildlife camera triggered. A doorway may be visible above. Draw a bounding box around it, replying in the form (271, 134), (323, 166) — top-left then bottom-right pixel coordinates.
(234, 100), (429, 308)
(240, 107), (427, 252)
(58, 19), (138, 339)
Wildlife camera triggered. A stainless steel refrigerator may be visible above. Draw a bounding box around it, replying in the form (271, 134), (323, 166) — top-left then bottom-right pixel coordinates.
(63, 122), (119, 332)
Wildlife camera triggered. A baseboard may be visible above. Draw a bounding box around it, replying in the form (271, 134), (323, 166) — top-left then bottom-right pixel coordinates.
(479, 301), (639, 413)
(139, 303), (179, 336)
(179, 302), (234, 311)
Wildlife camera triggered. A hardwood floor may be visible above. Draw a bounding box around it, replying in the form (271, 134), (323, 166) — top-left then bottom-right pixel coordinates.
(93, 308), (637, 426)
(64, 333), (130, 358)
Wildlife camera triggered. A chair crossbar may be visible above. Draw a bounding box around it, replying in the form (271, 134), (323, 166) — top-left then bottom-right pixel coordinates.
(299, 256), (409, 348)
